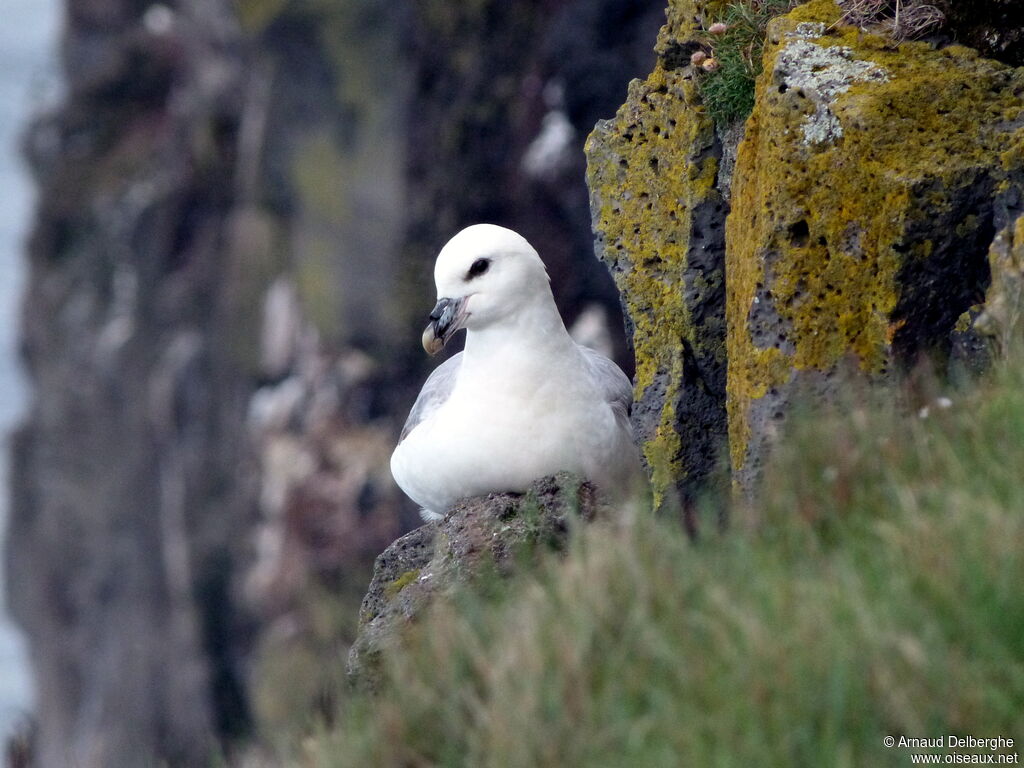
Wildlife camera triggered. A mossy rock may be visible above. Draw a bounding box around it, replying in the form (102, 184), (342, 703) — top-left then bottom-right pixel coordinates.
(586, 0), (730, 515)
(971, 215), (1024, 354)
(346, 474), (598, 689)
(949, 215), (1024, 378)
(725, 0), (1024, 491)
(934, 0), (1024, 68)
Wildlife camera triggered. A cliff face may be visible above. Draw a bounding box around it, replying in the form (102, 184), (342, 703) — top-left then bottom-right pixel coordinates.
(9, 1), (253, 764)
(586, 0), (1024, 501)
(587, 1), (729, 520)
(400, 0), (665, 367)
(934, 0), (1024, 67)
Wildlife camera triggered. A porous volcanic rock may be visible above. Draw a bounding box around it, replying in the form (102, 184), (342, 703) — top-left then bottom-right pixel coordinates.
(725, 0), (1024, 490)
(347, 474), (599, 690)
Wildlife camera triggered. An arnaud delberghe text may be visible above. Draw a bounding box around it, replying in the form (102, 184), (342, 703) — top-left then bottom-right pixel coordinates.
(898, 737), (1015, 751)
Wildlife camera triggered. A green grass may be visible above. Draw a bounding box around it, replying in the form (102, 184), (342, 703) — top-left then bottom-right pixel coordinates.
(298, 352), (1024, 767)
(698, 0), (802, 127)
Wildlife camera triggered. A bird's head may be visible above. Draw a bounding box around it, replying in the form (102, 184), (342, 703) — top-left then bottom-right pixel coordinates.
(422, 224), (550, 355)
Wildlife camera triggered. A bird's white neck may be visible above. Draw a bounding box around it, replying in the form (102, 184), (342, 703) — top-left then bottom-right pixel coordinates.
(462, 291), (574, 377)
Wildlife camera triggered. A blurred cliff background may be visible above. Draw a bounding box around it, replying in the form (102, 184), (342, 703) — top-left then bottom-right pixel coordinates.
(0, 0), (59, 747)
(6, 0), (1024, 765)
(1, 0), (665, 765)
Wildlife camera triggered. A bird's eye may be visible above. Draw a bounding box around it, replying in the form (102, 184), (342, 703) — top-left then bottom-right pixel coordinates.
(466, 258), (490, 280)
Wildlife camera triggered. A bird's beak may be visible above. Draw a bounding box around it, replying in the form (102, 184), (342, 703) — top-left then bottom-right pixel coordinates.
(422, 297), (467, 355)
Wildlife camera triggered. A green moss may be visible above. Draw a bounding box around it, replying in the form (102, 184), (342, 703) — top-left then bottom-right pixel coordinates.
(954, 310), (974, 334)
(385, 569), (422, 599)
(725, 0), (1024, 475)
(515, 491), (547, 546)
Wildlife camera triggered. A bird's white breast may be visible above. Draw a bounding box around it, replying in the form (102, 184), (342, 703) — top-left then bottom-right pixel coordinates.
(390, 350), (624, 516)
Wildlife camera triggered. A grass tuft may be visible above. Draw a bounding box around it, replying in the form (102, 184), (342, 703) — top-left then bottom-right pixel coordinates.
(303, 347), (1024, 767)
(697, 0), (801, 127)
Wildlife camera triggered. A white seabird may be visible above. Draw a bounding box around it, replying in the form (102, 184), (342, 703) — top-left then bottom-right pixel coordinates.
(390, 223), (643, 521)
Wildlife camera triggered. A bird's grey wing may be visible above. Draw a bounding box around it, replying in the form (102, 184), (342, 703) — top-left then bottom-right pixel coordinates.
(399, 352), (463, 443)
(579, 345), (634, 424)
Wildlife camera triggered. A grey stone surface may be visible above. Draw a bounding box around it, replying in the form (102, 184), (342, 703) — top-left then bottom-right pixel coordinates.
(347, 474), (598, 690)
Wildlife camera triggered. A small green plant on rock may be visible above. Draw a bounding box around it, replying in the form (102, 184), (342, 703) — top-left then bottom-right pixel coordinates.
(696, 0), (803, 127)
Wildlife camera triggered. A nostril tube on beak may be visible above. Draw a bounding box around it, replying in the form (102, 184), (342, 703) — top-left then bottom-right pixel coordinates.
(430, 298), (453, 324)
(422, 297), (461, 356)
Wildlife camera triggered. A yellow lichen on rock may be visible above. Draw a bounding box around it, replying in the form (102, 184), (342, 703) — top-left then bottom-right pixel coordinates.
(726, 0), (1024, 486)
(588, 68), (721, 395)
(385, 569), (421, 599)
(586, 0), (729, 510)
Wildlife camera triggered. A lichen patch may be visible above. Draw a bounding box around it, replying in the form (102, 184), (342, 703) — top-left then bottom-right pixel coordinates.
(775, 39), (889, 145)
(787, 21), (826, 39)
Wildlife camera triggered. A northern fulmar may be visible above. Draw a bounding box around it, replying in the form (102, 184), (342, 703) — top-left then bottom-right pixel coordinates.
(391, 224), (643, 521)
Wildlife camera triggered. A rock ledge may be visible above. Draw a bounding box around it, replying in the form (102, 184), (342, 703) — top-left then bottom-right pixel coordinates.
(347, 474), (599, 688)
